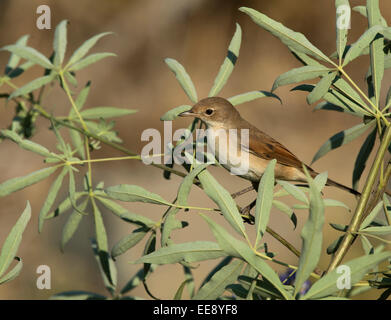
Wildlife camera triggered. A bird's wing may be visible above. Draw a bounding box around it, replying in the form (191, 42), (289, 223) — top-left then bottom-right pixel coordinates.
(239, 120), (304, 170)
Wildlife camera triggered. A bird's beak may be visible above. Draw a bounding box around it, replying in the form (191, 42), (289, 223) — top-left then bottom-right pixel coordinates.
(178, 110), (196, 117)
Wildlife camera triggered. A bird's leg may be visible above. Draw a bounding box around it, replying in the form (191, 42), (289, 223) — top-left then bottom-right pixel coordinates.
(231, 185), (254, 199)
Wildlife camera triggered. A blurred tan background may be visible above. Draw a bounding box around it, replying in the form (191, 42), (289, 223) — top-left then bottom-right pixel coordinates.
(0, 0), (390, 300)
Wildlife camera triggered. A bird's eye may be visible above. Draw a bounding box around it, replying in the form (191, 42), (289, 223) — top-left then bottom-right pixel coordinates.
(205, 108), (214, 116)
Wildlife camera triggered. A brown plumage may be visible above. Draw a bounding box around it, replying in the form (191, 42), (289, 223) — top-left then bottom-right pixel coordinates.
(179, 96), (360, 196)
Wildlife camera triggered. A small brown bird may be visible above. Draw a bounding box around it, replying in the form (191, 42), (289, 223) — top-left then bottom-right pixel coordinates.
(179, 97), (360, 198)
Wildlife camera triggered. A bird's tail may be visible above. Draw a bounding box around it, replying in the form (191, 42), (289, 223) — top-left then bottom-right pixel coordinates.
(326, 178), (361, 196)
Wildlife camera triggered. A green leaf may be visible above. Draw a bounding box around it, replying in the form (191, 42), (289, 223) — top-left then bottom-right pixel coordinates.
(133, 241), (226, 265)
(383, 194), (391, 225)
(360, 201), (383, 230)
(0, 165), (59, 197)
(79, 107), (137, 120)
(367, 0), (385, 106)
(272, 65), (330, 91)
(67, 32), (113, 68)
(353, 128), (376, 190)
(5, 35), (31, 76)
(302, 251), (391, 299)
(95, 195), (155, 227)
(327, 236), (344, 255)
(53, 20), (68, 67)
(1, 130), (52, 157)
(165, 58), (198, 103)
(0, 257), (23, 285)
(228, 90), (282, 106)
(111, 227), (149, 259)
(360, 235), (374, 255)
(0, 202), (31, 278)
(173, 279), (192, 300)
(272, 200), (297, 229)
(335, 0), (350, 62)
(314, 171), (328, 191)
(68, 53), (116, 72)
(324, 199), (350, 210)
(352, 6), (388, 27)
(343, 25), (383, 66)
(1, 44), (54, 69)
(294, 169), (325, 297)
(160, 105), (192, 121)
(209, 23), (242, 97)
(276, 180), (308, 204)
(312, 120), (376, 164)
(239, 7), (332, 64)
(160, 206), (181, 246)
(45, 192), (87, 219)
(64, 72), (77, 87)
(91, 200), (108, 252)
(201, 214), (292, 300)
(177, 164), (209, 206)
(198, 170), (246, 237)
(306, 71), (337, 105)
(69, 129), (85, 160)
(9, 74), (55, 99)
(50, 291), (106, 300)
(91, 239), (117, 295)
(254, 159), (276, 245)
(74, 81), (91, 111)
(38, 167), (68, 233)
(105, 184), (170, 206)
(360, 226), (391, 236)
(61, 197), (88, 251)
(192, 259), (244, 300)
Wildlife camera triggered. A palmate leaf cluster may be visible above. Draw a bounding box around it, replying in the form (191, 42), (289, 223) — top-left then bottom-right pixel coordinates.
(0, 1), (391, 300)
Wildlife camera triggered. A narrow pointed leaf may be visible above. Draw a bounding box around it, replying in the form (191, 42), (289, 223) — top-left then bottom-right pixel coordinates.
(177, 164), (209, 206)
(9, 74), (55, 99)
(335, 0), (350, 62)
(79, 107), (137, 120)
(192, 259), (244, 300)
(5, 35), (30, 75)
(105, 184), (170, 206)
(53, 20), (68, 67)
(133, 241), (226, 265)
(209, 23), (242, 97)
(228, 90), (282, 106)
(61, 198), (88, 251)
(201, 214), (292, 300)
(353, 6), (387, 27)
(0, 202), (30, 278)
(360, 226), (391, 236)
(312, 120), (376, 164)
(254, 159), (276, 245)
(1, 44), (53, 69)
(1, 130), (52, 157)
(38, 167), (68, 232)
(0, 165), (59, 197)
(353, 128), (376, 189)
(343, 25), (383, 66)
(367, 0), (385, 106)
(198, 170), (245, 237)
(160, 105), (192, 121)
(161, 206), (181, 246)
(361, 235), (374, 255)
(294, 170), (325, 297)
(273, 65), (330, 91)
(303, 251), (391, 299)
(45, 192), (87, 219)
(0, 257), (23, 285)
(95, 195), (155, 227)
(165, 58), (198, 103)
(272, 200), (297, 229)
(240, 7), (332, 64)
(68, 53), (116, 72)
(306, 71), (337, 104)
(276, 180), (308, 204)
(67, 32), (113, 68)
(111, 227), (149, 259)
